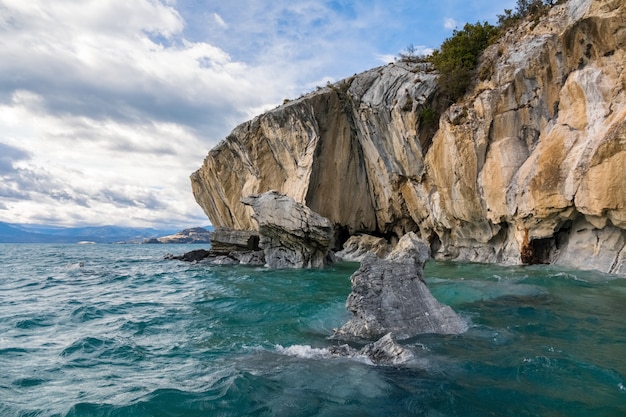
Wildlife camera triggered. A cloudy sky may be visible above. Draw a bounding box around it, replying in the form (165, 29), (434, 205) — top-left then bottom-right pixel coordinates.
(0, 0), (515, 228)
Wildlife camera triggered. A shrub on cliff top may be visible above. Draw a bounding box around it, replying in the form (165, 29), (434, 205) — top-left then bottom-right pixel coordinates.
(498, 0), (563, 29)
(426, 0), (564, 103)
(428, 21), (499, 103)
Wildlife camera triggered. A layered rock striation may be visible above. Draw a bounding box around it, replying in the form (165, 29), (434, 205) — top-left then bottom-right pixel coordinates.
(333, 233), (467, 341)
(191, 0), (626, 275)
(241, 191), (335, 268)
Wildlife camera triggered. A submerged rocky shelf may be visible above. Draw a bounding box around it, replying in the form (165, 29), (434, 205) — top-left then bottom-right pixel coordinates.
(191, 0), (626, 275)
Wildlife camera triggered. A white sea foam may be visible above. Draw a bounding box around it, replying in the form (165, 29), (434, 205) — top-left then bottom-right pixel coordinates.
(275, 344), (333, 360)
(65, 262), (85, 269)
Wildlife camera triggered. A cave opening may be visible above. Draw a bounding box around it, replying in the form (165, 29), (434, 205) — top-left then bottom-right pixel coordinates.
(333, 225), (352, 251)
(247, 235), (260, 251)
(521, 221), (572, 265)
(429, 233), (442, 255)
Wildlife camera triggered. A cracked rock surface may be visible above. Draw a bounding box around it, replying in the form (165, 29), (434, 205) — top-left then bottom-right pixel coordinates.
(333, 233), (467, 341)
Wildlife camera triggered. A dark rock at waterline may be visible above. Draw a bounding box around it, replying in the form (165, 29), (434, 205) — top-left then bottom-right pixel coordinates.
(360, 333), (414, 365)
(333, 232), (466, 341)
(209, 227), (261, 255)
(165, 249), (211, 262)
(165, 227), (265, 266)
(205, 227), (266, 266)
(166, 195), (335, 269)
(329, 333), (414, 365)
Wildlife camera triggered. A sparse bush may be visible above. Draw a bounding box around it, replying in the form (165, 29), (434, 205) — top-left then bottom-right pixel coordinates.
(418, 106), (440, 130)
(428, 21), (499, 103)
(498, 0), (563, 29)
(400, 0), (564, 104)
(398, 44), (428, 63)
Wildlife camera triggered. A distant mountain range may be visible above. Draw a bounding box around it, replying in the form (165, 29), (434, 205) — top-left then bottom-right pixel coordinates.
(0, 222), (213, 244)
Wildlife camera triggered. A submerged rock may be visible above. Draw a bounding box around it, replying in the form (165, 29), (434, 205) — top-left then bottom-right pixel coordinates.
(333, 233), (466, 341)
(165, 249), (211, 262)
(242, 191), (334, 269)
(329, 333), (414, 366)
(359, 333), (414, 365)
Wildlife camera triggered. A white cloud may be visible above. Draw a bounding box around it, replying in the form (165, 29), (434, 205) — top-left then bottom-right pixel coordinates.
(0, 93), (209, 227)
(444, 17), (458, 30)
(213, 12), (228, 28)
(0, 0), (518, 228)
(0, 0), (302, 227)
(376, 54), (397, 64)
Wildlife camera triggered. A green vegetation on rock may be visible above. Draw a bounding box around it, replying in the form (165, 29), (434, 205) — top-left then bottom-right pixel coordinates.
(428, 21), (499, 103)
(424, 0), (564, 103)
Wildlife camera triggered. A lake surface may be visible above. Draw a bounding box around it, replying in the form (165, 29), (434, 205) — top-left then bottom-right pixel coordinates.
(1, 243), (625, 416)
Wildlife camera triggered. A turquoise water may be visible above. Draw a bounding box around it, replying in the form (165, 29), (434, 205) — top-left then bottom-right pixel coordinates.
(1, 244), (625, 416)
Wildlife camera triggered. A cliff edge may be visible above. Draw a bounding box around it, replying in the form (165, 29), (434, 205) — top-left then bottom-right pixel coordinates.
(191, 0), (626, 275)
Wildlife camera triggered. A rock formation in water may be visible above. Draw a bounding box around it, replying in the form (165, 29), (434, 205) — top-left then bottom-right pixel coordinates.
(168, 192), (334, 268)
(165, 227), (264, 265)
(329, 332), (414, 365)
(336, 234), (391, 262)
(333, 233), (467, 340)
(191, 0), (626, 275)
(242, 191), (335, 268)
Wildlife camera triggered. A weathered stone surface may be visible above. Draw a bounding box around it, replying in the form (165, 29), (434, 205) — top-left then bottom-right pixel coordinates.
(191, 0), (626, 275)
(152, 227), (212, 244)
(333, 233), (467, 340)
(165, 249), (211, 262)
(241, 191), (334, 268)
(166, 227), (265, 266)
(359, 332), (414, 365)
(335, 234), (391, 262)
(329, 333), (414, 365)
(208, 226), (260, 255)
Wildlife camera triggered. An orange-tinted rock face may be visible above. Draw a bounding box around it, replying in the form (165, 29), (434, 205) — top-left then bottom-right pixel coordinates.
(192, 0), (626, 275)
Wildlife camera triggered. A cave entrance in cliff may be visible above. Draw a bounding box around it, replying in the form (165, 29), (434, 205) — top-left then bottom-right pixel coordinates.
(526, 237), (555, 264)
(429, 233), (442, 255)
(521, 222), (572, 265)
(247, 235), (260, 251)
(334, 225), (351, 251)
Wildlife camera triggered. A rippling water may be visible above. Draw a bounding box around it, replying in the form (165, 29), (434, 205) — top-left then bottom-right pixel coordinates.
(1, 243), (625, 416)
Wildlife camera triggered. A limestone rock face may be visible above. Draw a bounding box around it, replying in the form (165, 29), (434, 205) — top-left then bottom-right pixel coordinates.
(191, 61), (437, 237)
(333, 233), (467, 340)
(206, 227), (265, 266)
(335, 234), (391, 262)
(241, 191), (334, 268)
(192, 0), (626, 275)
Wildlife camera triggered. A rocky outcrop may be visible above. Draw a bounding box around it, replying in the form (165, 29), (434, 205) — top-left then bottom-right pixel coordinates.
(206, 226), (265, 265)
(165, 249), (212, 262)
(191, 0), (626, 275)
(165, 227), (264, 265)
(148, 227), (212, 244)
(242, 191), (334, 268)
(333, 233), (467, 340)
(335, 234), (391, 262)
(167, 193), (334, 268)
(329, 333), (414, 365)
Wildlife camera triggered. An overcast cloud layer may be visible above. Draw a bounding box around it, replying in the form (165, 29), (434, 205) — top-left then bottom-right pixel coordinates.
(0, 0), (514, 228)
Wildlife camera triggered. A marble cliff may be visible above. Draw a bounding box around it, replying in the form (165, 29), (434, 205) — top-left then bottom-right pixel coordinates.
(191, 0), (626, 275)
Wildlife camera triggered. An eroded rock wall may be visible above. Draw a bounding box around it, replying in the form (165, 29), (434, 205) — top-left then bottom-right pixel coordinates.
(191, 0), (626, 275)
